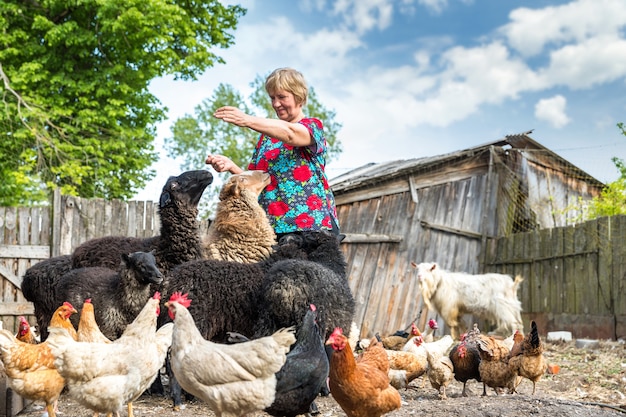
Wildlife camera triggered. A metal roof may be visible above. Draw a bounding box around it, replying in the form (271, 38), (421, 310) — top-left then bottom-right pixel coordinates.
(329, 131), (604, 193)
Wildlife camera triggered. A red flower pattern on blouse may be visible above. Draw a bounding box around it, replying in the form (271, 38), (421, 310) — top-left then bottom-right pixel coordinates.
(295, 213), (315, 228)
(293, 165), (312, 182)
(322, 216), (332, 228)
(268, 201), (289, 216)
(265, 176), (278, 191)
(264, 148), (280, 160)
(307, 195), (323, 210)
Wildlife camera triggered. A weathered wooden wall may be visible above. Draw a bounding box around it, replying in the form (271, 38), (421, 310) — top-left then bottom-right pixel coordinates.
(484, 215), (626, 340)
(334, 144), (606, 340)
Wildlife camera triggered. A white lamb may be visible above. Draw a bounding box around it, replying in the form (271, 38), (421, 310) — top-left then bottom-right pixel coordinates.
(412, 262), (524, 340)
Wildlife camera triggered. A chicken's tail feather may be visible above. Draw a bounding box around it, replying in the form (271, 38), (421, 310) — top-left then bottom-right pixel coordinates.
(273, 326), (297, 349)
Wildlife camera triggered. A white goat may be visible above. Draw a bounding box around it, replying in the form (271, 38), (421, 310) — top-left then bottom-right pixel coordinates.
(412, 262), (524, 340)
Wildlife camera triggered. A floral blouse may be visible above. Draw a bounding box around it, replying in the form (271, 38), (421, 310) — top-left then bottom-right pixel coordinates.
(247, 117), (339, 234)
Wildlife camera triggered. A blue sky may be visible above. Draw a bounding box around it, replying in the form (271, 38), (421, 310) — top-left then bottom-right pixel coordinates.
(136, 0), (626, 200)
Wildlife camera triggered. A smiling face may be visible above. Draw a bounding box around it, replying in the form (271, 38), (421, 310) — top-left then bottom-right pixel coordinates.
(268, 89), (304, 123)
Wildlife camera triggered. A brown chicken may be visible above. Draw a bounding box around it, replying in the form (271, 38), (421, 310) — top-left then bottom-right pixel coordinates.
(327, 328), (401, 417)
(16, 316), (39, 344)
(386, 349), (428, 390)
(507, 329), (525, 357)
(379, 322), (421, 351)
(77, 299), (112, 344)
(476, 332), (516, 395)
(508, 320), (547, 394)
(425, 343), (455, 399)
(0, 302), (78, 417)
(448, 336), (481, 397)
(51, 301), (79, 341)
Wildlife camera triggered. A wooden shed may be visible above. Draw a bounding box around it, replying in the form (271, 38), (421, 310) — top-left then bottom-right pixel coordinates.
(331, 131), (605, 338)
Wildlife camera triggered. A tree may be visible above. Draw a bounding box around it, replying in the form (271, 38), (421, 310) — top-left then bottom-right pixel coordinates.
(571, 122), (626, 221)
(0, 1), (245, 206)
(164, 74), (343, 174)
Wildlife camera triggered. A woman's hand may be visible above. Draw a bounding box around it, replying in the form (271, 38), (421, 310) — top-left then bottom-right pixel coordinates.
(205, 154), (242, 174)
(214, 106), (249, 127)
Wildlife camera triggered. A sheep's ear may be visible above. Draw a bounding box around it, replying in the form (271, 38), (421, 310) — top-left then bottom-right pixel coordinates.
(160, 191), (171, 208)
(122, 252), (131, 264)
(430, 263), (437, 272)
(219, 178), (240, 200)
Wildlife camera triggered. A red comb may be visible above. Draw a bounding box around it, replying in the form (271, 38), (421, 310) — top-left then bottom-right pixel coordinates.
(331, 327), (343, 337)
(85, 299), (92, 303)
(63, 301), (75, 310)
(310, 304), (316, 312)
(153, 291), (161, 300)
(168, 292), (191, 308)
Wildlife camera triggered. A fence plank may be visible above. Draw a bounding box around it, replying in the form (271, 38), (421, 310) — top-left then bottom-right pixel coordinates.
(597, 217), (612, 315)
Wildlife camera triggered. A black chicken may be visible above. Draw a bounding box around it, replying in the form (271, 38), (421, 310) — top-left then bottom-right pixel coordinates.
(265, 304), (330, 417)
(449, 336), (482, 397)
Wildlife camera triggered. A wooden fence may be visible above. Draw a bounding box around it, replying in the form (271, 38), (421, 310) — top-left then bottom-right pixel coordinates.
(0, 189), (212, 327)
(484, 215), (626, 340)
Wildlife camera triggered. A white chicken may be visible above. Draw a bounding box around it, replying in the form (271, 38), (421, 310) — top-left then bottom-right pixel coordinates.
(402, 334), (454, 359)
(46, 292), (173, 417)
(165, 292), (296, 417)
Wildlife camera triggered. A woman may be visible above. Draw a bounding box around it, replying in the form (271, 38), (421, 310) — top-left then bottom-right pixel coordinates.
(206, 67), (339, 238)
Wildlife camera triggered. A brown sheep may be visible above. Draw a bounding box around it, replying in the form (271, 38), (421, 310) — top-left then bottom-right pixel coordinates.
(203, 170), (276, 263)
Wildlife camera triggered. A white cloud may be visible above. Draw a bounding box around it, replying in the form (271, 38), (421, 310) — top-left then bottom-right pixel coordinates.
(534, 95), (571, 128)
(500, 0), (626, 57)
(540, 35), (626, 89)
(418, 0), (448, 14)
(331, 0), (395, 33)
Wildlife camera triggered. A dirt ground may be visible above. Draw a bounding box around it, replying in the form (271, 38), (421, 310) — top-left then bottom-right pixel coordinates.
(18, 339), (626, 417)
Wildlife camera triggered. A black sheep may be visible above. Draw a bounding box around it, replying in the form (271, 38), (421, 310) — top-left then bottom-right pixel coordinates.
(163, 239), (308, 342)
(254, 230), (355, 341)
(20, 254), (72, 340)
(72, 169), (212, 275)
(58, 251), (163, 340)
(20, 169), (212, 340)
(162, 237), (309, 409)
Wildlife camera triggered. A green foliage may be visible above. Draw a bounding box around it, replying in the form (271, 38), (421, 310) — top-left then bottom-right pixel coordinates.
(0, 0), (245, 206)
(568, 122), (626, 221)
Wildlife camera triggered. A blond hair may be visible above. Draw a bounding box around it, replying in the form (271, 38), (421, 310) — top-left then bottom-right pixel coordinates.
(265, 68), (308, 105)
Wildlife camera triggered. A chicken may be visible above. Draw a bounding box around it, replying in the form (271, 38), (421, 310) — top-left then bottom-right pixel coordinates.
(378, 322), (420, 351)
(476, 332), (516, 395)
(16, 316), (39, 344)
(50, 301), (79, 341)
(402, 333), (454, 360)
(77, 299), (112, 344)
(46, 292), (173, 417)
(448, 336), (481, 397)
(422, 318), (439, 343)
(165, 292), (296, 417)
(265, 304), (329, 417)
(507, 329), (525, 357)
(0, 302), (78, 417)
(508, 320), (547, 394)
(424, 343), (455, 399)
(326, 327), (401, 417)
(386, 349), (428, 390)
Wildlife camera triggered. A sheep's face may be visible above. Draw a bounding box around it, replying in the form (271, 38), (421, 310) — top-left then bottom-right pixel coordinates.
(160, 169), (214, 209)
(219, 170), (271, 200)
